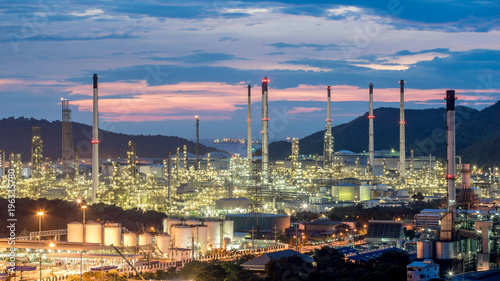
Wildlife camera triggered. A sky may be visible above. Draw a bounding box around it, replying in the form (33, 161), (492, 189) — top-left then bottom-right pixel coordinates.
(1, 0), (499, 141)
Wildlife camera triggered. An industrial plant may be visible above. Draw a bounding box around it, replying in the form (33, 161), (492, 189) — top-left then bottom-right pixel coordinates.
(1, 75), (499, 280)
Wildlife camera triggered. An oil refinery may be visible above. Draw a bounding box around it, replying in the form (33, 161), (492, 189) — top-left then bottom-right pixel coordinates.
(1, 76), (499, 280)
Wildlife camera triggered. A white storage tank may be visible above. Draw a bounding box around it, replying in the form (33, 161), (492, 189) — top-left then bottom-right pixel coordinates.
(186, 220), (201, 226)
(222, 220), (234, 241)
(395, 189), (409, 197)
(67, 222), (84, 243)
(359, 185), (372, 201)
(104, 223), (122, 246)
(417, 241), (424, 259)
(173, 225), (193, 248)
(163, 218), (181, 235)
(138, 233), (153, 246)
(205, 221), (222, 248)
(123, 233), (137, 247)
(85, 222), (103, 244)
(155, 234), (171, 255)
(194, 225), (208, 254)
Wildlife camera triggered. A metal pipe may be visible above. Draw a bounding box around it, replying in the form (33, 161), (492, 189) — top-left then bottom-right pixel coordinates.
(92, 74), (99, 204)
(247, 85), (252, 162)
(262, 77), (269, 183)
(368, 83), (374, 175)
(399, 80), (406, 181)
(446, 90), (457, 212)
(195, 116), (200, 170)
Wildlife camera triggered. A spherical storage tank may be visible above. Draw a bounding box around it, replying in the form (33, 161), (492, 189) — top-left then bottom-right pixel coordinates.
(163, 218), (181, 235)
(85, 222), (103, 244)
(155, 234), (171, 254)
(139, 233), (153, 246)
(193, 225), (208, 254)
(173, 226), (192, 248)
(67, 222), (83, 243)
(123, 233), (137, 247)
(205, 221), (222, 247)
(104, 223), (122, 246)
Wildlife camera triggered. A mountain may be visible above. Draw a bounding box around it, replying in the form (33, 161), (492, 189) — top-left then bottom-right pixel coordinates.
(0, 117), (217, 161)
(259, 101), (500, 167)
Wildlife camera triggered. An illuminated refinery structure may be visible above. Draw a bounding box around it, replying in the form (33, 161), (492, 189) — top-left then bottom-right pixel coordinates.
(61, 98), (75, 178)
(1, 77), (500, 275)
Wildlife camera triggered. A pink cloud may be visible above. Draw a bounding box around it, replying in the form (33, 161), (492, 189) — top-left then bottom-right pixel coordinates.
(287, 107), (323, 114)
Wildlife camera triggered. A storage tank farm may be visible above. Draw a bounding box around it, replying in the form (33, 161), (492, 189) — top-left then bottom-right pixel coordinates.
(67, 222), (84, 243)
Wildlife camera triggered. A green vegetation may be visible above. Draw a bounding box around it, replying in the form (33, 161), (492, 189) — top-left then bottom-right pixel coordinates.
(266, 246), (410, 281)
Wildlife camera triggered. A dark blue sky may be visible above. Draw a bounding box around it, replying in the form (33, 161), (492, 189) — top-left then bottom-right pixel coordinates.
(1, 0), (499, 140)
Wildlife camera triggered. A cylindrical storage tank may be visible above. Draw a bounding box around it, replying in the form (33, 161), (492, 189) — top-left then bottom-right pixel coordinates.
(67, 222), (84, 243)
(222, 220), (234, 241)
(319, 186), (327, 194)
(205, 221), (222, 248)
(104, 223), (122, 246)
(436, 241), (453, 260)
(375, 184), (388, 191)
(359, 185), (372, 201)
(155, 234), (171, 255)
(173, 226), (192, 248)
(163, 218), (181, 235)
(395, 189), (408, 197)
(85, 222), (103, 244)
(67, 222), (83, 243)
(423, 241), (433, 259)
(138, 233), (153, 246)
(417, 241), (424, 259)
(194, 225), (208, 254)
(123, 233), (137, 247)
(186, 220), (201, 226)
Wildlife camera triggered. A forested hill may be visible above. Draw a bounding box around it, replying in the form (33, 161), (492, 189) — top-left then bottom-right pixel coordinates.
(260, 101), (500, 167)
(0, 117), (217, 161)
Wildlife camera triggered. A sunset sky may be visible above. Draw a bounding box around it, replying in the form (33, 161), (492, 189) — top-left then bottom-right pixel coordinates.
(1, 0), (499, 140)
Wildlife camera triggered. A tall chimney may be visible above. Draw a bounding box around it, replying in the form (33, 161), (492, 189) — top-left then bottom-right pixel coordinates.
(368, 83), (374, 175)
(92, 74), (99, 204)
(195, 115), (200, 170)
(323, 86), (333, 168)
(399, 80), (406, 181)
(247, 85), (252, 162)
(446, 90), (457, 212)
(261, 77), (270, 183)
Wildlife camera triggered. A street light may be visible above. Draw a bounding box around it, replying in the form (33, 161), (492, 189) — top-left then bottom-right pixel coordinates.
(49, 243), (55, 278)
(37, 211), (44, 281)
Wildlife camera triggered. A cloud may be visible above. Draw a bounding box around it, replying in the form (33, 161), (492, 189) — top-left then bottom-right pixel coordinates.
(219, 37), (238, 42)
(149, 52), (244, 64)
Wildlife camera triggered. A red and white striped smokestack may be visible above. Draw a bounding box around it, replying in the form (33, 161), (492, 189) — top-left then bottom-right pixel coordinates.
(262, 77), (270, 183)
(92, 74), (99, 204)
(247, 85), (252, 162)
(368, 83), (374, 175)
(446, 90), (457, 212)
(399, 80), (406, 181)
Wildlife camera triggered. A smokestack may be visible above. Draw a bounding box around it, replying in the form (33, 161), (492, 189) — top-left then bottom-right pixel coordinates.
(92, 74), (99, 204)
(368, 83), (374, 175)
(247, 85), (252, 162)
(399, 80), (406, 181)
(195, 115), (200, 170)
(461, 164), (471, 189)
(446, 90), (457, 212)
(323, 86), (333, 168)
(262, 77), (270, 183)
